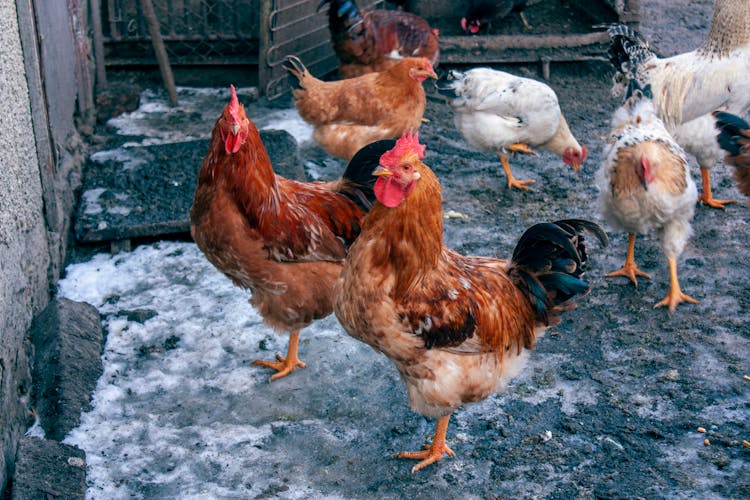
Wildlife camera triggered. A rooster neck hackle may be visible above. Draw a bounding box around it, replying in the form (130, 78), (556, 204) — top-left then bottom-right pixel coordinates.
(699, 0), (750, 57)
(365, 163), (443, 299)
(201, 114), (281, 219)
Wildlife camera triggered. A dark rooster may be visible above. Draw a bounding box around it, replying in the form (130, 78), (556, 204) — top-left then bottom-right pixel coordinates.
(191, 85), (390, 381)
(714, 111), (750, 205)
(462, 0), (531, 34)
(319, 0), (439, 78)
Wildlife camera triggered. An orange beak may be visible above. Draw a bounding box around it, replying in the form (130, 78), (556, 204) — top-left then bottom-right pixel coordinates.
(373, 166), (393, 177)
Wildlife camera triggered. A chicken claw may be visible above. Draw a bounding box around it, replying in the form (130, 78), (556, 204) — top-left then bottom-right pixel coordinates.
(251, 330), (306, 381)
(654, 258), (699, 314)
(605, 233), (651, 285)
(606, 265), (651, 286)
(500, 155), (535, 191)
(506, 143), (539, 156)
(698, 167), (736, 209)
(394, 415), (455, 473)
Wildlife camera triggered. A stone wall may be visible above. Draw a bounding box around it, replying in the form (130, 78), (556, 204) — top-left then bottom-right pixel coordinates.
(0, 0), (90, 493)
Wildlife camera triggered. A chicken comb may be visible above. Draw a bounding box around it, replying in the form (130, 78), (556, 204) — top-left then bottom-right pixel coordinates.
(228, 84), (242, 122)
(379, 130), (426, 167)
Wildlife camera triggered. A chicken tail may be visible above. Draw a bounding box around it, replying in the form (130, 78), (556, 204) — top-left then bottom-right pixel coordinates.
(714, 111), (750, 157)
(625, 79), (652, 101)
(337, 139), (397, 211)
(283, 55), (310, 90)
(318, 0), (363, 43)
(714, 112), (750, 201)
(508, 219), (608, 326)
(602, 24), (656, 76)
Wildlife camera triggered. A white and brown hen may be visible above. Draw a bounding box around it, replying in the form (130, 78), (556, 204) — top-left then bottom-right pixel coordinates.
(597, 81), (698, 314)
(605, 0), (750, 209)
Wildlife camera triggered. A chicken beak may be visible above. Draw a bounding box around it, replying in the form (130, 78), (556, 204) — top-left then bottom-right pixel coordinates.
(372, 166), (393, 177)
(231, 123), (240, 136)
(571, 161), (580, 173)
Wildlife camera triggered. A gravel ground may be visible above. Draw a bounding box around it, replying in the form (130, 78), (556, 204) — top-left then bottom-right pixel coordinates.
(61, 0), (749, 497)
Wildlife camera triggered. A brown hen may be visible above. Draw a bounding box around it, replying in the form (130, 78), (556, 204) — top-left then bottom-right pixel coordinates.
(284, 55), (436, 161)
(190, 86), (390, 381)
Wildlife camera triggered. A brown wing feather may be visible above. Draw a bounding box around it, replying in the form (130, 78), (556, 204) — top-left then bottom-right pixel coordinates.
(398, 249), (535, 358)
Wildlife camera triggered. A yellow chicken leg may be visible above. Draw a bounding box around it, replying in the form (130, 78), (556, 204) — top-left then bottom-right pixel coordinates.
(499, 155), (535, 191)
(519, 12), (533, 30)
(654, 257), (699, 314)
(252, 329), (306, 381)
(606, 233), (651, 286)
(394, 414), (455, 473)
(698, 167), (735, 209)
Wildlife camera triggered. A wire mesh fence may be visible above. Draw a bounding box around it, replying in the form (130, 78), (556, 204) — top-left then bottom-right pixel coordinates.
(102, 0), (260, 65)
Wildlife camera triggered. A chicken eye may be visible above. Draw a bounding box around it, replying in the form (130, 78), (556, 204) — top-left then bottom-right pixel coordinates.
(402, 164), (411, 171)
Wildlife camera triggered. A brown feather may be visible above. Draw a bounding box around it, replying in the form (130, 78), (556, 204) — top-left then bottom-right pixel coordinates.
(354, 156), (535, 361)
(610, 140), (688, 196)
(191, 97), (371, 332)
(287, 57), (431, 160)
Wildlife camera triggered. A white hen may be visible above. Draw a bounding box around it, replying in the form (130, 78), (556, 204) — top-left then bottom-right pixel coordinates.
(605, 0), (750, 208)
(597, 81), (698, 314)
(435, 67), (586, 191)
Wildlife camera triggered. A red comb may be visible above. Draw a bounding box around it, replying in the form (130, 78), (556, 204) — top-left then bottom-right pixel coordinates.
(380, 131), (426, 167)
(228, 84), (242, 122)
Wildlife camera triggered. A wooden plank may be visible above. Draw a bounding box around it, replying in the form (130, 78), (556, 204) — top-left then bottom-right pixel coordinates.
(16, 0), (60, 236)
(438, 32), (610, 64)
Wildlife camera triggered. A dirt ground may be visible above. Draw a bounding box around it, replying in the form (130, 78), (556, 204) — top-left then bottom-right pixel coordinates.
(65, 0), (749, 497)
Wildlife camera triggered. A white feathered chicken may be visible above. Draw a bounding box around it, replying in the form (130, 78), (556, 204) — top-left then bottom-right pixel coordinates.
(597, 81), (698, 314)
(435, 67), (587, 191)
(605, 0), (750, 208)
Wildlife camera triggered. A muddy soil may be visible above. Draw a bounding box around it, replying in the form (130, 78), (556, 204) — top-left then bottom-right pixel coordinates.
(65, 0), (749, 497)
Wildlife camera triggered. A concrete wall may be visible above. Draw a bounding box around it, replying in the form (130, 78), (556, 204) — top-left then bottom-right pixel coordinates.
(0, 0), (50, 492)
(0, 0), (89, 492)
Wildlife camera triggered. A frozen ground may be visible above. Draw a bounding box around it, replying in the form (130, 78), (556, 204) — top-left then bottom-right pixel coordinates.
(57, 0), (749, 498)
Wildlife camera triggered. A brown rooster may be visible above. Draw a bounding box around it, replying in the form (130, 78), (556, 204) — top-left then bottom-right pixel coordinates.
(284, 55), (436, 161)
(190, 86), (391, 381)
(333, 132), (607, 472)
(319, 0), (439, 78)
(714, 111), (750, 205)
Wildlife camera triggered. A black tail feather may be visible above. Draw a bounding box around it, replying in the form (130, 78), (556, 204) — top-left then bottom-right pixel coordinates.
(319, 0), (363, 43)
(601, 23), (656, 76)
(509, 219), (607, 326)
(338, 139), (396, 211)
(626, 79), (653, 101)
(714, 111), (750, 157)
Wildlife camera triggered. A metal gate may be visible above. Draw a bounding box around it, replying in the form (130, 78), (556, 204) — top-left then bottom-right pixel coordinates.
(100, 0), (382, 97)
(260, 0), (383, 99)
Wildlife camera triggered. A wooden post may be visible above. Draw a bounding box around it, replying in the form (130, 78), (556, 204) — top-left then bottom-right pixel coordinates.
(89, 0), (107, 89)
(139, 0), (178, 106)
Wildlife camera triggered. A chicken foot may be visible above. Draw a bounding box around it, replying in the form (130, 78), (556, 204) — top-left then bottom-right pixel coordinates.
(654, 257), (698, 314)
(605, 233), (651, 286)
(519, 12), (532, 30)
(252, 329), (306, 381)
(499, 155), (535, 191)
(698, 167), (735, 209)
(394, 414), (455, 473)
